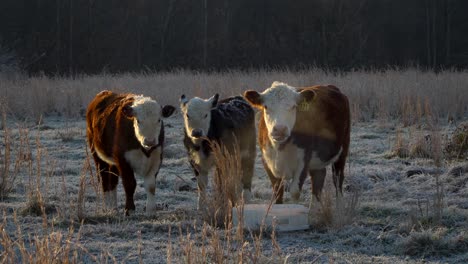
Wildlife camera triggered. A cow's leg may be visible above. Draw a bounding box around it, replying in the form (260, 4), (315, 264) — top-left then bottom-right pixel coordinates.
(188, 160), (208, 210)
(290, 161), (308, 202)
(118, 161), (136, 215)
(104, 166), (119, 210)
(263, 159), (284, 204)
(240, 150), (255, 203)
(332, 155), (346, 197)
(143, 173), (157, 215)
(196, 168), (209, 210)
(144, 162), (162, 216)
(92, 153), (118, 211)
(309, 168), (326, 202)
(308, 168), (326, 224)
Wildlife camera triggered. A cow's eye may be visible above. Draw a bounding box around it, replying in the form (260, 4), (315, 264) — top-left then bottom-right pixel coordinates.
(264, 105), (268, 110)
(186, 114), (190, 119)
(204, 114), (208, 118)
(158, 119), (161, 123)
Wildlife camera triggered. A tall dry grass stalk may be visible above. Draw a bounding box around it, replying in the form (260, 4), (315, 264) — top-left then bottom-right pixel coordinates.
(0, 107), (14, 198)
(407, 173), (445, 229)
(0, 107), (36, 199)
(310, 177), (360, 229)
(202, 139), (243, 227)
(432, 174), (445, 225)
(76, 144), (107, 219)
(21, 121), (56, 221)
(391, 128), (410, 158)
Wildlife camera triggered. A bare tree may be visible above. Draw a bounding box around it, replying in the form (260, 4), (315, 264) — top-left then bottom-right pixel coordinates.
(203, 0), (208, 67)
(69, 0), (73, 75)
(160, 0), (176, 68)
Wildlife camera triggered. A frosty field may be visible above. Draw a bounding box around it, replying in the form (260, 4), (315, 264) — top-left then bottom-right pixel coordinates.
(1, 69), (468, 263)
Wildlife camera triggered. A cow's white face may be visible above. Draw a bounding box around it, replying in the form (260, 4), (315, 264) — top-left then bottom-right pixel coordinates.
(244, 82), (315, 145)
(123, 96), (175, 150)
(179, 94), (219, 141)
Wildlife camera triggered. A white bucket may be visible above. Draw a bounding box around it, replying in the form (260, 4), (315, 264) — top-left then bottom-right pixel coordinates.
(232, 204), (309, 232)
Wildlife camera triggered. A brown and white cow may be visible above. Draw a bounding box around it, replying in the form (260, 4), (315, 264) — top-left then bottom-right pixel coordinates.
(244, 81), (350, 204)
(86, 90), (175, 215)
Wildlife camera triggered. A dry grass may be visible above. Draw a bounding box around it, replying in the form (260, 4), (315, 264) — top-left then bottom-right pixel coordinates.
(166, 138), (286, 263)
(75, 146), (107, 220)
(201, 139), (243, 228)
(1, 68), (467, 263)
(390, 130), (438, 161)
(20, 122), (58, 220)
(0, 120), (127, 263)
(2, 68), (467, 123)
(0, 209), (126, 263)
(445, 122), (468, 160)
(0, 210), (83, 263)
(398, 227), (468, 257)
(390, 128), (410, 158)
(310, 178), (361, 230)
(0, 107), (15, 198)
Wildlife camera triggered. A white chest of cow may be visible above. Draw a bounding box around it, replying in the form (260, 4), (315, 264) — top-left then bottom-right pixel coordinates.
(264, 142), (305, 180)
(124, 147), (162, 177)
(264, 141), (343, 179)
(190, 147), (215, 173)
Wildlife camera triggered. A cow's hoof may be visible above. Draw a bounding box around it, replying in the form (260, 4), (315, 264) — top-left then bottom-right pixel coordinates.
(124, 208), (135, 216)
(242, 189), (252, 204)
(291, 191), (301, 201)
(146, 203), (168, 215)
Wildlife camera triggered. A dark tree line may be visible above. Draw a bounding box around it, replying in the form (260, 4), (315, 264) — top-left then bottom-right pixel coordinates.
(1, 0), (467, 75)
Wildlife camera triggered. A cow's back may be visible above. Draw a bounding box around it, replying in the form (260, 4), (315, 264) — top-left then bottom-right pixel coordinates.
(209, 96), (255, 139)
(86, 91), (133, 158)
(295, 85), (349, 143)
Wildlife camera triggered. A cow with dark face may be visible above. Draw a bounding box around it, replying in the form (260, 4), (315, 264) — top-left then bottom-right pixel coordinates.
(86, 90), (175, 215)
(244, 82), (350, 204)
(180, 94), (256, 209)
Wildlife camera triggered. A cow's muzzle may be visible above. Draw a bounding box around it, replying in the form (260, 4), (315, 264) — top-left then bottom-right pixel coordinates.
(270, 125), (289, 142)
(143, 138), (157, 148)
(191, 129), (203, 138)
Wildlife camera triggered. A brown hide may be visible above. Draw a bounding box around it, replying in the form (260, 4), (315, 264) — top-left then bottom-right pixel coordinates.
(86, 90), (165, 214)
(86, 90), (141, 159)
(258, 85), (349, 153)
(256, 85), (350, 202)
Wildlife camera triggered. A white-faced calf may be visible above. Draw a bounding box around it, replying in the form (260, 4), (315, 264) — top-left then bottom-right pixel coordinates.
(244, 82), (350, 204)
(179, 94), (256, 209)
(86, 90), (175, 215)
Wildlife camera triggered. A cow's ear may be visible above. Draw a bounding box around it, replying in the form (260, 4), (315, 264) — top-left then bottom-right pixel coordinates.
(122, 104), (134, 118)
(299, 89), (315, 102)
(162, 105), (176, 118)
(180, 94), (188, 107)
(209, 93), (219, 108)
(243, 90), (263, 108)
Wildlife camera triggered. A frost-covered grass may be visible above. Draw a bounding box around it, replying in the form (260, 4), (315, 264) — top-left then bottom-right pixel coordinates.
(1, 70), (468, 263)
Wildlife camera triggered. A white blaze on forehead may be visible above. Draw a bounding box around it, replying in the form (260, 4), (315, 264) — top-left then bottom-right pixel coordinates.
(131, 95), (163, 147)
(185, 97), (212, 114)
(261, 82), (300, 144)
(132, 96), (162, 117)
(261, 82), (298, 107)
(182, 97), (212, 139)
